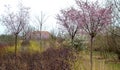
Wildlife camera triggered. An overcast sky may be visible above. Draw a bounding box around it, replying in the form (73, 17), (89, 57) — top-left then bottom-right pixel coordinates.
(0, 0), (76, 34)
(0, 0), (103, 34)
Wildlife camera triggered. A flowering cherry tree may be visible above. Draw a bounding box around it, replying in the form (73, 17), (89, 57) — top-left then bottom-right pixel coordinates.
(57, 7), (80, 45)
(75, 0), (112, 70)
(57, 0), (112, 70)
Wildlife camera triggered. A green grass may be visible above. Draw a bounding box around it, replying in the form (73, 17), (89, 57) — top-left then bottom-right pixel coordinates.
(28, 40), (45, 53)
(3, 40), (22, 53)
(3, 40), (45, 54)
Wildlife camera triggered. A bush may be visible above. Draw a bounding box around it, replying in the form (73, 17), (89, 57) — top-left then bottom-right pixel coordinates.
(0, 47), (76, 70)
(0, 35), (15, 46)
(64, 38), (84, 51)
(40, 47), (76, 70)
(94, 33), (120, 60)
(72, 39), (84, 51)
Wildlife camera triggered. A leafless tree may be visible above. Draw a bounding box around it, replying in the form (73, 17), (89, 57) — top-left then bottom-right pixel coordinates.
(1, 3), (30, 56)
(106, 0), (120, 37)
(34, 12), (48, 47)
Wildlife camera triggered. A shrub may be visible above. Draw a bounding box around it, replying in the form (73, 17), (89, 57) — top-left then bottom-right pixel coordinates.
(0, 35), (15, 46)
(0, 47), (76, 70)
(73, 39), (84, 51)
(94, 33), (120, 60)
(64, 38), (84, 51)
(40, 47), (76, 70)
(20, 40), (30, 52)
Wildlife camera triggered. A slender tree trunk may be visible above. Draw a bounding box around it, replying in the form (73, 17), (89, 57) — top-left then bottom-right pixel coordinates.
(39, 25), (42, 47)
(14, 34), (18, 68)
(39, 31), (42, 46)
(71, 36), (74, 47)
(15, 34), (18, 57)
(90, 36), (93, 70)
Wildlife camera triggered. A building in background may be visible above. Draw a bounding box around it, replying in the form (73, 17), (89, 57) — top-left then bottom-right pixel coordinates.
(30, 31), (51, 40)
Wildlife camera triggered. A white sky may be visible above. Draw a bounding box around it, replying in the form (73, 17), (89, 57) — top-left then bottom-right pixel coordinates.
(0, 0), (75, 34)
(0, 0), (103, 34)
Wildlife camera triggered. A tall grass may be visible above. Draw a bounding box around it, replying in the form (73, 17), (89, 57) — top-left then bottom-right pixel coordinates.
(72, 51), (120, 70)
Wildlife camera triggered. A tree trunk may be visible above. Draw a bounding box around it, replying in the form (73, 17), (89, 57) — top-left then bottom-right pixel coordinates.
(116, 51), (120, 60)
(90, 36), (93, 70)
(71, 35), (75, 48)
(15, 34), (18, 57)
(39, 32), (42, 46)
(39, 24), (42, 47)
(118, 54), (120, 60)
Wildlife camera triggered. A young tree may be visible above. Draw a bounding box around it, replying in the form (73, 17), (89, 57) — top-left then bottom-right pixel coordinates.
(57, 7), (80, 46)
(75, 0), (112, 70)
(34, 12), (48, 47)
(1, 3), (30, 56)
